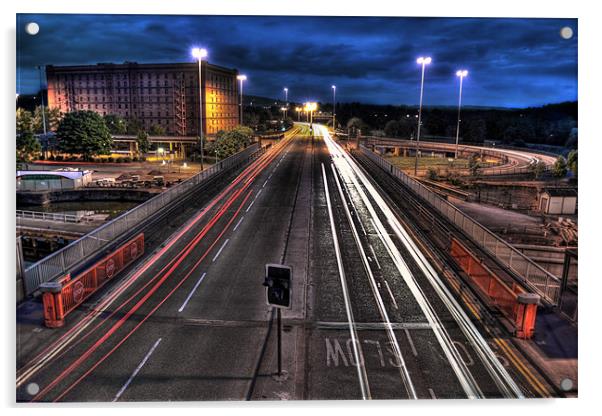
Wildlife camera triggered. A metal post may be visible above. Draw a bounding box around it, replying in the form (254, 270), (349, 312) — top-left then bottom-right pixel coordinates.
(38, 66), (47, 135)
(332, 86), (336, 130)
(455, 74), (464, 159)
(414, 62), (427, 176)
(239, 78), (244, 125)
(277, 307), (282, 376)
(196, 58), (204, 171)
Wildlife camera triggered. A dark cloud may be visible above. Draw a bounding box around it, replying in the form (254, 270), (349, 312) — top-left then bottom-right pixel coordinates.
(16, 14), (577, 107)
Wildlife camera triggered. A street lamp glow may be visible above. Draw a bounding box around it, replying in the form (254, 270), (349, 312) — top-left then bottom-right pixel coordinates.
(237, 74), (247, 125)
(191, 47), (208, 170)
(454, 69), (469, 159)
(414, 56), (432, 175)
(191, 47), (208, 59)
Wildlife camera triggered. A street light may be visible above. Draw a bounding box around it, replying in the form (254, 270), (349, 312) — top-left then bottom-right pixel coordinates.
(454, 69), (468, 159)
(295, 107), (302, 122)
(304, 102), (317, 128)
(414, 56), (432, 176)
(192, 47), (208, 170)
(331, 85), (336, 130)
(37, 65), (47, 135)
(283, 87), (288, 120)
(237, 74), (247, 126)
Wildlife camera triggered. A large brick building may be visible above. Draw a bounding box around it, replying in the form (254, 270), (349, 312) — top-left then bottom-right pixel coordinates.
(46, 61), (240, 136)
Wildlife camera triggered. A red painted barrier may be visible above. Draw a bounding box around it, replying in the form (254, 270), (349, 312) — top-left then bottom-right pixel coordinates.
(449, 238), (539, 339)
(41, 233), (144, 328)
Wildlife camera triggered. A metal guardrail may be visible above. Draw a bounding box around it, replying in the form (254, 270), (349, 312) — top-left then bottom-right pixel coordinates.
(16, 210), (83, 223)
(22, 144), (262, 296)
(359, 145), (562, 305)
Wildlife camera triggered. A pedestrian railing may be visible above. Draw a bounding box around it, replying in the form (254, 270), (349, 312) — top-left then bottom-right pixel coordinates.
(358, 145), (562, 305)
(16, 210), (84, 223)
(22, 144), (263, 296)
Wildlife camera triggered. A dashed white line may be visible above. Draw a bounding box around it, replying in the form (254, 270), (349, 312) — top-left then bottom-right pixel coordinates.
(369, 244), (381, 269)
(263, 180), (268, 188)
(178, 272), (207, 312)
(113, 338), (162, 402)
(233, 216), (244, 232)
(428, 388), (437, 399)
(404, 329), (418, 357)
(384, 280), (398, 310)
(212, 239), (229, 262)
(245, 200), (255, 212)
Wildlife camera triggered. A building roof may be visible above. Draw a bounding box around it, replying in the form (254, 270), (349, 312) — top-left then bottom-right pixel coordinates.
(542, 187), (578, 197)
(46, 61), (238, 75)
(16, 170), (92, 180)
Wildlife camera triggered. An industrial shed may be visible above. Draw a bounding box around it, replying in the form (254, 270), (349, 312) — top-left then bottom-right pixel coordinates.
(538, 188), (578, 215)
(16, 170), (93, 192)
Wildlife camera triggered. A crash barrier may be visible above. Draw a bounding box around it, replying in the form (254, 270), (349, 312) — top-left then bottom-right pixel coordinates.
(23, 144), (263, 296)
(450, 239), (539, 339)
(359, 145), (562, 305)
(40, 233), (144, 328)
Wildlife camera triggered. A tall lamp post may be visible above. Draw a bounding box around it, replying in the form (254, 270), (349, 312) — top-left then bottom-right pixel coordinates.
(331, 85), (336, 130)
(192, 47), (208, 170)
(296, 107), (302, 121)
(237, 74), (247, 126)
(414, 56), (432, 176)
(454, 70), (468, 159)
(283, 87), (288, 120)
(37, 65), (47, 135)
(304, 102), (317, 128)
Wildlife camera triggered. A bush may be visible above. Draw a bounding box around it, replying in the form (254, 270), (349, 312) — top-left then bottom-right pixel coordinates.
(48, 155), (55, 161)
(426, 167), (439, 180)
(123, 157), (131, 163)
(38, 154), (45, 161)
(116, 158), (124, 163)
(107, 157), (114, 163)
(132, 156), (139, 162)
(55, 155), (64, 161)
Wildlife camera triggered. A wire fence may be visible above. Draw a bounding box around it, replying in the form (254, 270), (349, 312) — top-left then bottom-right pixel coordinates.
(359, 145), (562, 305)
(16, 210), (84, 223)
(22, 144), (263, 296)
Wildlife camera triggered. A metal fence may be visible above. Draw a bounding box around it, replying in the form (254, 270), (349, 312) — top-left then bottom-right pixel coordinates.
(359, 145), (562, 305)
(16, 210), (83, 223)
(22, 144), (263, 296)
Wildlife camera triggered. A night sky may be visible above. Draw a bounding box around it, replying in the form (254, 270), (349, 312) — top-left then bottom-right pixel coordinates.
(16, 14), (577, 108)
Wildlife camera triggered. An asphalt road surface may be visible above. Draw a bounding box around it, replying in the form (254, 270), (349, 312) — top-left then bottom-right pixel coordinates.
(16, 124), (548, 402)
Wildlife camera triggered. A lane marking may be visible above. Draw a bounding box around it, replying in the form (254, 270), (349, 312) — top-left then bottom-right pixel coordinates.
(233, 216), (244, 232)
(178, 272), (207, 313)
(404, 329), (418, 357)
(369, 244), (381, 269)
(245, 200), (255, 212)
(384, 280), (398, 310)
(263, 180), (268, 188)
(428, 388), (437, 399)
(321, 163), (371, 400)
(212, 239), (229, 262)
(113, 338), (162, 402)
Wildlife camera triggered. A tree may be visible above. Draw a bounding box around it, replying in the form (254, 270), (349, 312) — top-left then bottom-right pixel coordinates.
(529, 160), (547, 179)
(126, 117), (144, 135)
(33, 106), (62, 133)
(347, 117), (365, 137)
(567, 150), (577, 177)
(149, 124), (166, 136)
(384, 120), (401, 137)
(136, 130), (150, 154)
(16, 131), (41, 164)
(552, 156), (568, 178)
(56, 111), (113, 159)
(16, 108), (34, 134)
(468, 154), (480, 176)
(213, 126), (255, 158)
(104, 114), (128, 135)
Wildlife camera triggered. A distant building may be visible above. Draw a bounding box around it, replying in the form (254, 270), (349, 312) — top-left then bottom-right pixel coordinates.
(46, 62), (240, 137)
(538, 188), (577, 215)
(17, 169), (93, 192)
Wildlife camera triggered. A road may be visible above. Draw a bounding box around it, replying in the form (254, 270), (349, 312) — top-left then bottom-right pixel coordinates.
(17, 124), (547, 401)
